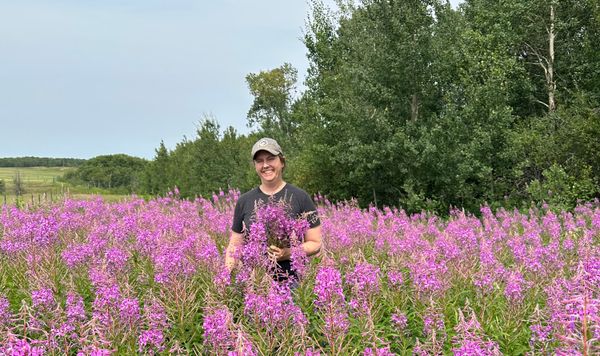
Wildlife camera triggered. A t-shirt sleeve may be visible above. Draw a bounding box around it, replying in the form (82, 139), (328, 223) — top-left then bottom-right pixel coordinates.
(301, 192), (321, 228)
(231, 199), (244, 233)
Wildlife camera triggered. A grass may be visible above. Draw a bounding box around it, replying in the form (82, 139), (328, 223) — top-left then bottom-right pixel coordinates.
(0, 167), (130, 205)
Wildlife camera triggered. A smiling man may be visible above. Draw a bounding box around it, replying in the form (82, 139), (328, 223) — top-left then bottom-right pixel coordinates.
(225, 137), (322, 282)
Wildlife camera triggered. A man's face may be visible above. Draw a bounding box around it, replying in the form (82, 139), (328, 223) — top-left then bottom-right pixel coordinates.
(253, 151), (284, 184)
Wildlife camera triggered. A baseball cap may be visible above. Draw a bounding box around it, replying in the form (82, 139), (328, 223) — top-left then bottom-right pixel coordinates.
(251, 137), (283, 159)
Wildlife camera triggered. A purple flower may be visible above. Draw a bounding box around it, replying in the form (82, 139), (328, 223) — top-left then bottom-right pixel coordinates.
(391, 312), (408, 330)
(138, 329), (165, 353)
(0, 295), (11, 326)
(203, 307), (234, 353)
(31, 288), (55, 310)
(314, 267), (345, 307)
(105, 247), (129, 271)
(66, 292), (86, 323)
(452, 307), (501, 356)
(323, 312), (349, 335)
(530, 323), (552, 344)
(62, 243), (92, 268)
(504, 271), (527, 303)
(144, 301), (169, 330)
(119, 297), (141, 325)
(244, 283), (307, 332)
(363, 347), (394, 356)
(3, 338), (45, 356)
(346, 262), (381, 298)
(214, 265), (231, 291)
(387, 270), (404, 289)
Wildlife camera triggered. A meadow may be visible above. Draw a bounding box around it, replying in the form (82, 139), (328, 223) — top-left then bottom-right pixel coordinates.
(0, 190), (598, 355)
(0, 167), (127, 205)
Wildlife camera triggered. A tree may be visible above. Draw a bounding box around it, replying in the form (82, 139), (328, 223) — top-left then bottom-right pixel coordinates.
(65, 154), (147, 192)
(143, 141), (172, 195)
(297, 0), (455, 209)
(246, 63), (298, 141)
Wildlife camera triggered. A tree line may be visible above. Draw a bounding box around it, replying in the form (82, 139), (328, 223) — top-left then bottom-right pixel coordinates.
(66, 0), (600, 213)
(0, 157), (86, 167)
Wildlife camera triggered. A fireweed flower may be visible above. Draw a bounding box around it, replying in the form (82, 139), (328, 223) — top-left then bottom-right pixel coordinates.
(138, 329), (165, 353)
(0, 295), (12, 326)
(143, 300), (169, 330)
(138, 300), (168, 353)
(545, 261), (600, 354)
(346, 262), (380, 317)
(314, 266), (349, 349)
(423, 310), (445, 338)
(62, 243), (93, 269)
(203, 306), (234, 353)
(92, 284), (121, 327)
(504, 270), (528, 303)
(451, 307), (501, 356)
(363, 346), (394, 356)
(105, 247), (130, 272)
(244, 282), (307, 333)
(2, 338), (45, 356)
(391, 312), (408, 331)
(214, 266), (232, 292)
(387, 270), (404, 289)
(346, 262), (381, 298)
(416, 304), (447, 355)
(409, 254), (449, 298)
(31, 288), (56, 311)
(241, 202), (310, 281)
(66, 292), (86, 323)
(153, 245), (196, 284)
(314, 267), (346, 308)
(118, 297), (141, 325)
(529, 323), (553, 350)
(228, 329), (258, 356)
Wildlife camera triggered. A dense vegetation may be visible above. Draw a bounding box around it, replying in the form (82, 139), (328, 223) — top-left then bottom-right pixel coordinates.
(0, 157), (86, 168)
(1, 194), (598, 354)
(62, 154), (147, 193)
(7, 0), (598, 213)
(138, 0), (600, 213)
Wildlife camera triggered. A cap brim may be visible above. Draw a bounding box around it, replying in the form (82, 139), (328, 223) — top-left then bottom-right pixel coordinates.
(252, 148), (280, 158)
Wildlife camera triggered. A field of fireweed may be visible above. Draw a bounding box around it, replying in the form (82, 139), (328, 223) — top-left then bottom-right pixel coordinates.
(0, 191), (599, 355)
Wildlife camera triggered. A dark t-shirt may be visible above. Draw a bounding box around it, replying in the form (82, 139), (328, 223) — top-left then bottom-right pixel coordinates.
(231, 183), (320, 278)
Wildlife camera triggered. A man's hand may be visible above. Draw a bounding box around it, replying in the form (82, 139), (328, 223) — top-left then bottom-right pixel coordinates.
(268, 245), (291, 262)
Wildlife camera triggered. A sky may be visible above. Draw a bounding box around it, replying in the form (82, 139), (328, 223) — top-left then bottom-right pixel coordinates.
(0, 0), (460, 160)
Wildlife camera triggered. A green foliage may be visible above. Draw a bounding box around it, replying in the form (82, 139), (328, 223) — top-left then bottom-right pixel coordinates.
(0, 157), (86, 167)
(246, 63), (298, 141)
(140, 0), (600, 213)
(0, 179), (4, 195)
(142, 118), (258, 198)
(527, 164), (597, 211)
(64, 154), (147, 192)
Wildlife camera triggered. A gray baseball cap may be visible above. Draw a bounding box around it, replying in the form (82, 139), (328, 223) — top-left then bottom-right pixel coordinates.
(251, 137), (283, 159)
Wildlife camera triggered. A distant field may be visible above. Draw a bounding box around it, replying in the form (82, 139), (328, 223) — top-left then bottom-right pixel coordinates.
(0, 167), (73, 204)
(0, 166), (73, 184)
(0, 167), (130, 205)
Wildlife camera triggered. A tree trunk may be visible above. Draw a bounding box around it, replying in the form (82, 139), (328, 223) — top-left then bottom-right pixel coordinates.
(547, 3), (556, 112)
(411, 93), (420, 121)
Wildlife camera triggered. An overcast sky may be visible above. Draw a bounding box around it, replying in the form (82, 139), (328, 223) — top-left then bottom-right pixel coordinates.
(0, 0), (460, 159)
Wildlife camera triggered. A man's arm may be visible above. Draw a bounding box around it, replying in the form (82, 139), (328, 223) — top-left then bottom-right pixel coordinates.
(225, 231), (244, 271)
